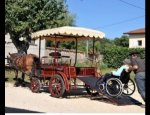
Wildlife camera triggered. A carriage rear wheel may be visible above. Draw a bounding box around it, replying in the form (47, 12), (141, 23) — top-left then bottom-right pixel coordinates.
(49, 75), (65, 98)
(30, 77), (41, 93)
(105, 78), (123, 97)
(122, 78), (136, 96)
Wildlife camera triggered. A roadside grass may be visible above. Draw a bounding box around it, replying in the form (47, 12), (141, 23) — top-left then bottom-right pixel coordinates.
(5, 68), (30, 83)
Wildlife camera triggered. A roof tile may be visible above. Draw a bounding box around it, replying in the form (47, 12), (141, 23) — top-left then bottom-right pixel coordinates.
(124, 28), (145, 34)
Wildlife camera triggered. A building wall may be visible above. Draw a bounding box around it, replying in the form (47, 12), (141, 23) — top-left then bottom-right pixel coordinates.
(5, 33), (103, 66)
(44, 48), (103, 65)
(129, 34), (145, 48)
(27, 39), (46, 58)
(5, 33), (46, 64)
(45, 48), (86, 64)
(5, 34), (18, 65)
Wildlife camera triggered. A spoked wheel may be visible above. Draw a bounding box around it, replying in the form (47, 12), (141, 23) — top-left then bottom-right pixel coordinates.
(122, 78), (136, 96)
(30, 77), (41, 93)
(49, 75), (65, 98)
(106, 78), (123, 97)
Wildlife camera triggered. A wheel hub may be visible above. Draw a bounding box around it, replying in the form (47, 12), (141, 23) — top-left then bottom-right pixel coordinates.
(123, 84), (128, 89)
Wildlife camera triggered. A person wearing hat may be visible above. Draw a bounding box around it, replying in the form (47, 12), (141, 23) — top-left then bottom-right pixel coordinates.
(129, 51), (145, 103)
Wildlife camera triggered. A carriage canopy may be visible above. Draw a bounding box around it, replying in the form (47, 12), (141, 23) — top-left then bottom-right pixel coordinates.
(31, 26), (105, 41)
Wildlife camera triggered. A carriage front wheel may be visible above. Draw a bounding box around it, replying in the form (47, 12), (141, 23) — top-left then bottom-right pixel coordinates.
(30, 77), (41, 93)
(122, 78), (136, 96)
(49, 75), (65, 98)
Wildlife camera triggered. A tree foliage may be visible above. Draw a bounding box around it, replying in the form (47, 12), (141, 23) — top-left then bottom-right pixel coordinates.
(102, 47), (145, 68)
(5, 0), (75, 53)
(97, 38), (115, 54)
(92, 36), (129, 54)
(113, 35), (129, 47)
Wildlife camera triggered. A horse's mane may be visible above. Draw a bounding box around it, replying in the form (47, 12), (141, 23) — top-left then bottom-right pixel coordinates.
(9, 53), (38, 57)
(28, 53), (38, 58)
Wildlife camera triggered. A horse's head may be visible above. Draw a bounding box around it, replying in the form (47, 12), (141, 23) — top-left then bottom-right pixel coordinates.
(9, 53), (18, 58)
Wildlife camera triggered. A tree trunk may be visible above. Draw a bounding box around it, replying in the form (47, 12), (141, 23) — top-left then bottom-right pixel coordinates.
(10, 35), (29, 54)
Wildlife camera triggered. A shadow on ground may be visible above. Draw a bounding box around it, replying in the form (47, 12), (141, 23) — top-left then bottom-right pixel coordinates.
(64, 88), (143, 106)
(5, 78), (9, 81)
(5, 107), (43, 113)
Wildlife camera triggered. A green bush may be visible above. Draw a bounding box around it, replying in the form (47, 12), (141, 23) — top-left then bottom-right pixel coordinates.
(101, 46), (145, 68)
(98, 62), (108, 69)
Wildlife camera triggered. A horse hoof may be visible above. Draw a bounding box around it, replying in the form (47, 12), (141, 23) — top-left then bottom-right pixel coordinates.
(22, 83), (26, 87)
(14, 83), (19, 87)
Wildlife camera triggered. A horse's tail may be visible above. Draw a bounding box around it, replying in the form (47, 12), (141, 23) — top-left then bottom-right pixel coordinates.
(29, 54), (39, 64)
(28, 54), (39, 77)
(33, 56), (39, 64)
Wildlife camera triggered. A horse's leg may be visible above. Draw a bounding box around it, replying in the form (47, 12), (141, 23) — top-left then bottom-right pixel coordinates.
(22, 72), (25, 82)
(29, 61), (36, 80)
(21, 72), (26, 87)
(14, 70), (20, 87)
(13, 69), (18, 81)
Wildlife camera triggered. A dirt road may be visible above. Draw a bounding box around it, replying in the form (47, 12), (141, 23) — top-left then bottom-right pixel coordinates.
(5, 83), (145, 113)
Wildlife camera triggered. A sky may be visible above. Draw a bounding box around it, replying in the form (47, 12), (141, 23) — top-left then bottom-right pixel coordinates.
(66, 0), (145, 39)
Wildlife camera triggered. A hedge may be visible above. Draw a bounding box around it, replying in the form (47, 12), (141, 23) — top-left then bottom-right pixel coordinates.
(101, 46), (145, 68)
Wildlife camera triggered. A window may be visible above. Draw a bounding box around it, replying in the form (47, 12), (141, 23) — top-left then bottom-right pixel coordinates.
(138, 40), (142, 46)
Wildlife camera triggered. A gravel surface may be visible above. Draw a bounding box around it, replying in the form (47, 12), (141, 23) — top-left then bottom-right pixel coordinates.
(5, 83), (145, 113)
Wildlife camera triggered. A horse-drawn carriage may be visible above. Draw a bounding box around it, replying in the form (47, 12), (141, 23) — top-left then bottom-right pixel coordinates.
(7, 26), (136, 99)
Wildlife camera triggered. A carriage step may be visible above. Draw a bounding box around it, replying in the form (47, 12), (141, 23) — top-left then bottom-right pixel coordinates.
(70, 85), (85, 90)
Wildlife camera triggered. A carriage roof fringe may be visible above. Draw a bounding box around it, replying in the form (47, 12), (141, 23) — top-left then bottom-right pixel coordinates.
(31, 26), (105, 41)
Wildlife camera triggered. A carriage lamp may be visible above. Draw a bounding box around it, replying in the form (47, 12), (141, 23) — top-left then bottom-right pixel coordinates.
(41, 58), (45, 64)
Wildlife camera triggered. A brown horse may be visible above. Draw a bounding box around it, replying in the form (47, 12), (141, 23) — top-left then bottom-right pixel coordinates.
(8, 53), (39, 85)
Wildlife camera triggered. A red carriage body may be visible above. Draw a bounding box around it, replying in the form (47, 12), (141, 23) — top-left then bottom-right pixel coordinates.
(30, 26), (105, 97)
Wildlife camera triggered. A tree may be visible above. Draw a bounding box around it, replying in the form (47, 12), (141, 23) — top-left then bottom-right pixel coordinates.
(5, 0), (75, 53)
(113, 35), (129, 47)
(61, 41), (76, 49)
(98, 38), (115, 53)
